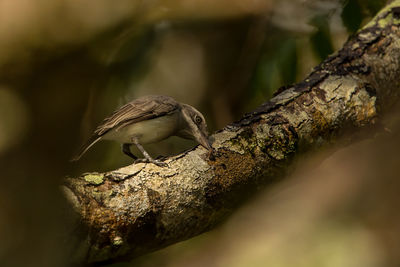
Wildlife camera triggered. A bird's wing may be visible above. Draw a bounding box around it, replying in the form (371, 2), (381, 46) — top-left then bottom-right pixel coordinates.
(70, 95), (179, 161)
(94, 95), (179, 136)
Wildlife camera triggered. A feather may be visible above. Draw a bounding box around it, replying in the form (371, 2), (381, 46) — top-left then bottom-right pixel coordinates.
(70, 135), (101, 161)
(71, 95), (180, 161)
(95, 95), (179, 135)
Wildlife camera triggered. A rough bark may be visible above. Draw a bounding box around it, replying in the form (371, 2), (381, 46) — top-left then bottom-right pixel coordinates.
(63, 1), (400, 264)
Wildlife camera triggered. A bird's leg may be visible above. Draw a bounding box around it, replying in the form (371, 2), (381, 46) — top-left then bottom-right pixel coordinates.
(131, 137), (168, 167)
(122, 143), (137, 160)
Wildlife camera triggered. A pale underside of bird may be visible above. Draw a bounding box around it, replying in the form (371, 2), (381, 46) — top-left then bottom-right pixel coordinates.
(71, 95), (212, 166)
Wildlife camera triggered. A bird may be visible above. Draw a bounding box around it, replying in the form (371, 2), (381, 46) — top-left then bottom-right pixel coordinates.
(71, 95), (212, 166)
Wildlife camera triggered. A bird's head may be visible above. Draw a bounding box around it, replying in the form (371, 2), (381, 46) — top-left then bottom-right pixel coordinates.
(178, 103), (212, 151)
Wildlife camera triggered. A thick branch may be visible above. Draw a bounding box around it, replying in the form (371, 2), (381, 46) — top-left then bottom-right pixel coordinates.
(64, 1), (400, 264)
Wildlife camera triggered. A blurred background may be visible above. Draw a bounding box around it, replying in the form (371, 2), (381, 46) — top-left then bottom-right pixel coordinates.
(0, 0), (396, 266)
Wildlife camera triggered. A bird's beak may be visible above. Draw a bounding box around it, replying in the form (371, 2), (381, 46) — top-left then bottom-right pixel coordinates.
(197, 131), (212, 151)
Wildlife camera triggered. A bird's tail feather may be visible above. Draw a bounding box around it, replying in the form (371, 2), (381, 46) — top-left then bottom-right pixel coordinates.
(70, 135), (102, 162)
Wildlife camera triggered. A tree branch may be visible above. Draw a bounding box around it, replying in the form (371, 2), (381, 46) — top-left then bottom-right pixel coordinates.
(63, 1), (400, 264)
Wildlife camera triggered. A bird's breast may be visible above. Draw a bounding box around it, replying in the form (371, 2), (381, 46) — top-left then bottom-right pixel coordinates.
(103, 112), (180, 144)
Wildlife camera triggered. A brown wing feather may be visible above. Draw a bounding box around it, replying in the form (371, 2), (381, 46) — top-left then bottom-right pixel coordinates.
(95, 95), (179, 135)
(71, 95), (180, 161)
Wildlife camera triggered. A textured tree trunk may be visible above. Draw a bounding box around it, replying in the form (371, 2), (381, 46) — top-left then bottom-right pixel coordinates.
(63, 1), (400, 264)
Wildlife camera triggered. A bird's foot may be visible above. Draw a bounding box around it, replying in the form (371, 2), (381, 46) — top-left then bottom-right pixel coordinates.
(134, 158), (168, 167)
(153, 160), (168, 167)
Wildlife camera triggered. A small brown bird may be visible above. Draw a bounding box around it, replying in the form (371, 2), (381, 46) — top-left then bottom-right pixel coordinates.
(71, 95), (211, 166)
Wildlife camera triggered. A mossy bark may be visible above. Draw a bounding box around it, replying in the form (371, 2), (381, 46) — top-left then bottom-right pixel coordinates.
(64, 1), (400, 264)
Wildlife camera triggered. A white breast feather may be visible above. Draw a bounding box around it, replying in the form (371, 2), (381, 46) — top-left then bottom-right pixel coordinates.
(102, 112), (180, 144)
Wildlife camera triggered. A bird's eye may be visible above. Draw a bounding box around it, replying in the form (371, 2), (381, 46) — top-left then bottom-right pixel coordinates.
(195, 115), (202, 124)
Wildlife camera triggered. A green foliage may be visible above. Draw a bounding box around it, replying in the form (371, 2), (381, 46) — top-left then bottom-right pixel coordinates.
(363, 0), (387, 15)
(341, 0), (363, 33)
(251, 37), (298, 102)
(310, 15), (334, 61)
(341, 0), (388, 33)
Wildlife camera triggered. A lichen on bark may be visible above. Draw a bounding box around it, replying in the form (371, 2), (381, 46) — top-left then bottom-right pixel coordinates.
(63, 1), (400, 264)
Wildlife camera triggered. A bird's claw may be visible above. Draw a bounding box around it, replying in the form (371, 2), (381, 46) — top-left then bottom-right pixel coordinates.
(134, 158), (168, 167)
(153, 160), (168, 167)
(155, 155), (167, 160)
